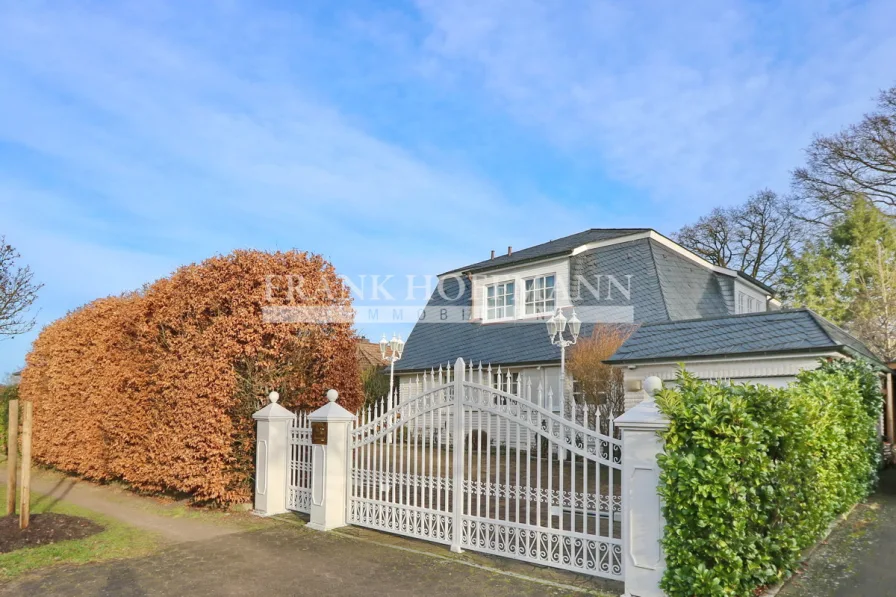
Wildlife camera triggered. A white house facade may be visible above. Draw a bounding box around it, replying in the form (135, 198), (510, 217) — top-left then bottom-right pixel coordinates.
(393, 228), (780, 412)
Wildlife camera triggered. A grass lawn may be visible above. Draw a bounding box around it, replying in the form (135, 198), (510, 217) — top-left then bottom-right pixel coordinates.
(0, 486), (160, 579)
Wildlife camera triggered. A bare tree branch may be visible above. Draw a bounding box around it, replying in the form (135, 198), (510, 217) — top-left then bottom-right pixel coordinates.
(0, 236), (42, 338)
(793, 87), (896, 224)
(673, 190), (800, 284)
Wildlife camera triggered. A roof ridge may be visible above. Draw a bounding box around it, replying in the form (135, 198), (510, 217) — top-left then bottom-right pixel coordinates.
(513, 227), (652, 248)
(443, 227), (655, 275)
(802, 309), (868, 351)
(802, 310), (838, 347)
(647, 238), (672, 321)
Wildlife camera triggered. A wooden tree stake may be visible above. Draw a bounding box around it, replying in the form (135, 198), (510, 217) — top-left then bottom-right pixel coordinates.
(19, 402), (32, 529)
(5, 399), (18, 516)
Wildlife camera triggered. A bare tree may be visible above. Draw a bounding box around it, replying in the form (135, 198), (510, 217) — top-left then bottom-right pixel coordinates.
(673, 207), (734, 268)
(673, 190), (799, 284)
(0, 237), (42, 338)
(793, 87), (896, 225)
(567, 324), (633, 422)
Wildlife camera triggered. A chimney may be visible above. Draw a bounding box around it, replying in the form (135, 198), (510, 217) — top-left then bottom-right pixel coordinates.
(490, 250), (495, 259)
(507, 246), (513, 256)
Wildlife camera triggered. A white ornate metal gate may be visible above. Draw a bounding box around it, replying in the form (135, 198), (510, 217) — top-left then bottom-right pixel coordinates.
(287, 411), (313, 514)
(349, 358), (623, 580)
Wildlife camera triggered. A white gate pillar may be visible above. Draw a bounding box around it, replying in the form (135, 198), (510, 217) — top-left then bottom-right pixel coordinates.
(253, 391), (297, 516)
(307, 389), (356, 532)
(614, 377), (669, 597)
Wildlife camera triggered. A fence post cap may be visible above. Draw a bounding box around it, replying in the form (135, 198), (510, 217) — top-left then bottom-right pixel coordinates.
(643, 376), (663, 398)
(309, 392), (356, 422)
(269, 391), (280, 404)
(614, 398), (669, 430)
(253, 400), (296, 421)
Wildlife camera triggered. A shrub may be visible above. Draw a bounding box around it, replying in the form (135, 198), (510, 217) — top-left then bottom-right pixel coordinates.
(657, 361), (881, 597)
(19, 250), (362, 505)
(361, 365), (390, 407)
(567, 324), (634, 417)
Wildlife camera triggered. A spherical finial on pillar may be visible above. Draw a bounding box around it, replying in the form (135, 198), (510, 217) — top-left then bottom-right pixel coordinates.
(268, 391), (280, 404)
(643, 376), (663, 399)
(326, 389), (339, 403)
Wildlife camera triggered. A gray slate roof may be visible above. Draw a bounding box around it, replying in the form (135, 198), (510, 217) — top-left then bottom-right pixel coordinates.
(606, 309), (882, 365)
(446, 228), (650, 274)
(396, 233), (755, 372)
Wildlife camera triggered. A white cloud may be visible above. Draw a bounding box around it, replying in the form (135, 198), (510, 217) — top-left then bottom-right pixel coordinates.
(0, 1), (602, 369)
(414, 0), (896, 213)
(0, 2), (591, 261)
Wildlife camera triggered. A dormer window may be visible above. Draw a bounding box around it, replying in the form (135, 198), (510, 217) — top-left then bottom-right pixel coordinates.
(736, 289), (765, 314)
(524, 275), (555, 315)
(486, 281), (515, 320)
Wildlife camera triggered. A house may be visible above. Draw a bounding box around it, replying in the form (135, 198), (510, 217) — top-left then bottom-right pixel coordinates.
(356, 341), (387, 370)
(393, 228), (779, 410)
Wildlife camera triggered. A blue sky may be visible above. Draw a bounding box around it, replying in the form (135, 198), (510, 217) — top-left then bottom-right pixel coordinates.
(2, 0), (896, 375)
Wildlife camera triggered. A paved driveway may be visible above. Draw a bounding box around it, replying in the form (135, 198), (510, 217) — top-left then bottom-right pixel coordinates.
(2, 522), (613, 597)
(778, 467), (896, 597)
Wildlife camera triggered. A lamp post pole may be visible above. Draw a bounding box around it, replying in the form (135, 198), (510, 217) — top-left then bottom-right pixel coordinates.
(380, 333), (405, 413)
(380, 333), (405, 443)
(389, 357), (396, 410)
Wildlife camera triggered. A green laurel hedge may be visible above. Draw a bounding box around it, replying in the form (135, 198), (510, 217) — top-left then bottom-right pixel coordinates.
(656, 359), (882, 597)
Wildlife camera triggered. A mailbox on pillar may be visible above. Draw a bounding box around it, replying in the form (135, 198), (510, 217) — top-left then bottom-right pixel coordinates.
(306, 389), (356, 532)
(311, 422), (328, 445)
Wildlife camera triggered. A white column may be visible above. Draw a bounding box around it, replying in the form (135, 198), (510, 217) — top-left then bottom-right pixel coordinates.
(614, 378), (669, 597)
(252, 392), (296, 517)
(307, 389), (356, 532)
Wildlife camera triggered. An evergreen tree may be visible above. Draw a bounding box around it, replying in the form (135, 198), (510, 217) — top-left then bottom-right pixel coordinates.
(780, 196), (896, 359)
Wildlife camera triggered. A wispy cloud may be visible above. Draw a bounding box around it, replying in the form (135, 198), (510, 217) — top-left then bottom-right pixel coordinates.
(414, 0), (896, 210)
(0, 1), (593, 371)
(2, 0), (896, 373)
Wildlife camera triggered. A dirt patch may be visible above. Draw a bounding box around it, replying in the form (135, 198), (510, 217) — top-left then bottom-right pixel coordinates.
(0, 514), (103, 553)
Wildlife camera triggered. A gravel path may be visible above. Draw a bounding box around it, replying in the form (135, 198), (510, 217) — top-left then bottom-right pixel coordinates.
(1, 466), (245, 543)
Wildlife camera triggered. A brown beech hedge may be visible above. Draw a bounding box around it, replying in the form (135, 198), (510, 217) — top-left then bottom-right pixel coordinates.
(19, 250), (362, 505)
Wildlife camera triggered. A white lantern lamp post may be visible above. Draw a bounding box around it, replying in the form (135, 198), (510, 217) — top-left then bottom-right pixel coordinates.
(380, 333), (405, 413)
(547, 308), (581, 416)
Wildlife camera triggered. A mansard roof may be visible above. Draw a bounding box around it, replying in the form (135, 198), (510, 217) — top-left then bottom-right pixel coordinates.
(396, 231), (767, 372)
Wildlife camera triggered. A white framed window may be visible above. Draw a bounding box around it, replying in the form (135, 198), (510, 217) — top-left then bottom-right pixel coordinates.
(524, 274), (556, 315)
(737, 290), (764, 314)
(486, 281), (515, 320)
